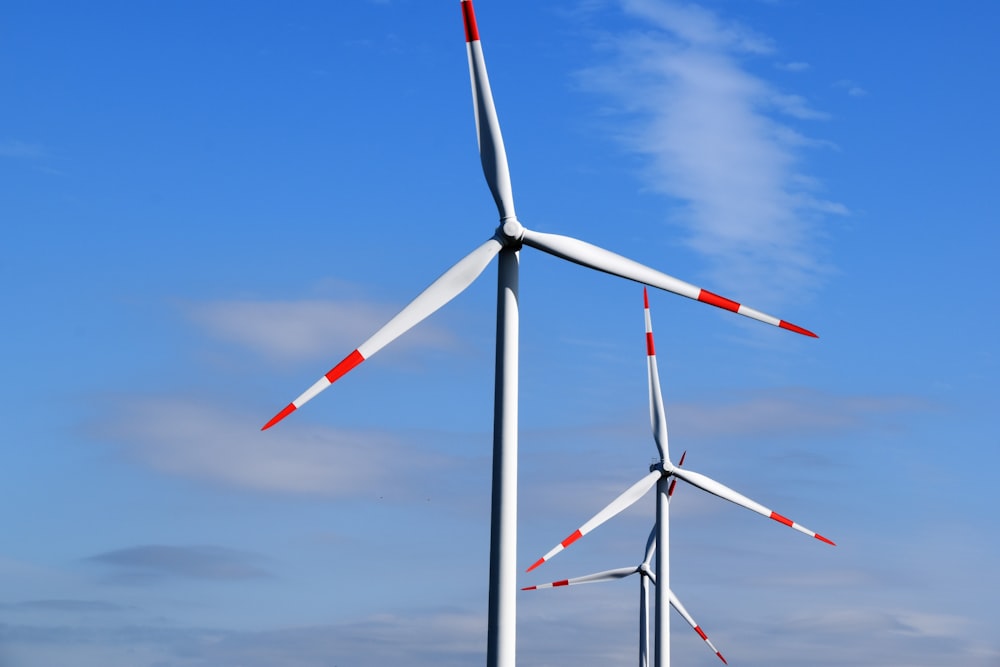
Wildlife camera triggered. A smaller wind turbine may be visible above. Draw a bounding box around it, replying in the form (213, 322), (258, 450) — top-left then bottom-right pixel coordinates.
(528, 289), (834, 666)
(523, 480), (728, 666)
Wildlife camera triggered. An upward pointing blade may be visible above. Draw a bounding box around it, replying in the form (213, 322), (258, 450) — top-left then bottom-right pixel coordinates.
(521, 228), (816, 337)
(671, 466), (835, 545)
(644, 288), (669, 462)
(262, 237), (504, 430)
(526, 470), (661, 572)
(462, 0), (515, 221)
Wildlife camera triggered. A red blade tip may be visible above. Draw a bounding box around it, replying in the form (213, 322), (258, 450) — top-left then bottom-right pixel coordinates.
(779, 320), (818, 337)
(526, 558), (545, 573)
(816, 533), (836, 546)
(262, 403), (296, 431)
(461, 0), (479, 42)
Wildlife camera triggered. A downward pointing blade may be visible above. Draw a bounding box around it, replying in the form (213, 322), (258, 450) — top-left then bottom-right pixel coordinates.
(262, 237), (504, 430)
(462, 0), (515, 221)
(521, 566), (638, 590)
(522, 228), (816, 337)
(526, 470), (661, 572)
(668, 451), (687, 498)
(671, 466), (835, 545)
(669, 590), (728, 664)
(643, 288), (669, 462)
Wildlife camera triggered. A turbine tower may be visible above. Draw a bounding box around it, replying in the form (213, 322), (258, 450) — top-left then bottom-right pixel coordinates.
(527, 290), (833, 666)
(262, 5), (816, 667)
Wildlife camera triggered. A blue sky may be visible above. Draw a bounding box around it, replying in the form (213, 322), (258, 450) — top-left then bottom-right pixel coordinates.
(3, 1), (998, 665)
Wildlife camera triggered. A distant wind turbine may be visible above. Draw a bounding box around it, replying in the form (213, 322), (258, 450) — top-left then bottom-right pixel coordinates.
(527, 289), (833, 666)
(262, 4), (816, 667)
(524, 458), (728, 666)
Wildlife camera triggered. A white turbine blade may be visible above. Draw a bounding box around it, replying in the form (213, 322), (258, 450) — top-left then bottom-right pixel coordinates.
(669, 590), (728, 664)
(643, 288), (669, 462)
(641, 526), (656, 569)
(263, 237), (503, 429)
(521, 566), (638, 590)
(521, 228), (816, 337)
(461, 0), (515, 221)
(671, 467), (835, 546)
(526, 470), (661, 572)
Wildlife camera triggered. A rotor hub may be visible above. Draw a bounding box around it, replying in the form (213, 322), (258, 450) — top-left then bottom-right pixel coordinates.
(497, 218), (525, 243)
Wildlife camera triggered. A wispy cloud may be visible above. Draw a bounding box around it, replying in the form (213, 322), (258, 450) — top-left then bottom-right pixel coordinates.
(580, 0), (846, 305)
(4, 599), (130, 614)
(670, 387), (932, 440)
(0, 140), (46, 159)
(777, 61), (810, 72)
(185, 298), (457, 364)
(835, 79), (868, 97)
(86, 545), (271, 584)
(95, 396), (457, 497)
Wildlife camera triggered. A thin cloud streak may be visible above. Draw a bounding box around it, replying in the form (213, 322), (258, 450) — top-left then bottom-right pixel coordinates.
(580, 0), (846, 305)
(95, 397), (456, 498)
(86, 545), (272, 583)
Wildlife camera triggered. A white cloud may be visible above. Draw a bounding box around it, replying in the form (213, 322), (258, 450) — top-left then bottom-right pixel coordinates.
(185, 298), (457, 364)
(777, 61), (810, 72)
(580, 0), (846, 305)
(835, 78), (868, 97)
(669, 388), (931, 440)
(95, 397), (455, 497)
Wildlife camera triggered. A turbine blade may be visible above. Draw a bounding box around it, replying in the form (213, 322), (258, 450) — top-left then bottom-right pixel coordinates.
(642, 526), (656, 568)
(521, 566), (638, 590)
(527, 470), (661, 572)
(461, 0), (515, 221)
(669, 590), (728, 664)
(668, 450), (687, 497)
(672, 467), (835, 546)
(263, 237), (504, 430)
(644, 288), (669, 462)
(521, 229), (816, 337)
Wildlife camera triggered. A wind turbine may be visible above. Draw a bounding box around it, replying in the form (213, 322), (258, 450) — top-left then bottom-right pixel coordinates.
(262, 4), (816, 667)
(527, 289), (834, 666)
(523, 459), (728, 666)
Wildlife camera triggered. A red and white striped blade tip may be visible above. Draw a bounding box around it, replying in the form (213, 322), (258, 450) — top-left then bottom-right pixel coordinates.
(261, 349), (365, 430)
(693, 627), (727, 664)
(692, 289), (816, 337)
(646, 277), (814, 338)
(770, 510), (836, 545)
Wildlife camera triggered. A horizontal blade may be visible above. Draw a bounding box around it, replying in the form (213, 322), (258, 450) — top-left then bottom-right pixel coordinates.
(669, 590), (728, 664)
(262, 237), (503, 430)
(521, 566), (638, 590)
(672, 466), (835, 546)
(526, 470), (661, 572)
(462, 0), (515, 221)
(521, 228), (816, 337)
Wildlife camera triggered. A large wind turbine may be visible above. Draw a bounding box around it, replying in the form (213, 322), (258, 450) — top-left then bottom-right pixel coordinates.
(527, 289), (833, 666)
(523, 483), (728, 665)
(262, 4), (816, 667)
